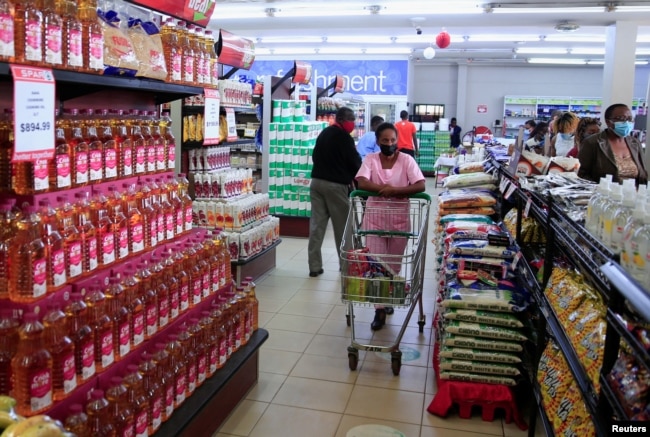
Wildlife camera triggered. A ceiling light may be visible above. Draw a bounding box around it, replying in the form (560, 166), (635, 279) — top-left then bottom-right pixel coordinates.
(570, 48), (606, 55)
(516, 48), (568, 55)
(326, 36), (393, 44)
(256, 36), (324, 44)
(423, 47), (436, 59)
(381, 1), (481, 15)
(492, 7), (604, 14)
(527, 58), (587, 65)
(586, 60), (649, 65)
(365, 47), (413, 55)
(266, 47), (318, 55)
(544, 35), (606, 43)
(366, 5), (382, 14)
(318, 47), (364, 54)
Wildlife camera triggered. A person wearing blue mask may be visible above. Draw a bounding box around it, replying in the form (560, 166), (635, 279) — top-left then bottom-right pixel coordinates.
(356, 115), (384, 159)
(548, 111), (578, 157)
(578, 103), (647, 185)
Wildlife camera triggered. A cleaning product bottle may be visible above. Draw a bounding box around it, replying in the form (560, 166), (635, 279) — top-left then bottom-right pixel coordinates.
(631, 205), (650, 289)
(123, 364), (150, 437)
(122, 267), (145, 349)
(42, 303), (76, 401)
(585, 176), (609, 234)
(64, 403), (90, 437)
(0, 309), (19, 396)
(138, 352), (162, 434)
(105, 377), (134, 437)
(65, 291), (95, 383)
(38, 199), (67, 291)
(86, 389), (116, 437)
(8, 206), (48, 302)
(601, 183), (623, 249)
(105, 276), (130, 362)
(85, 282), (115, 372)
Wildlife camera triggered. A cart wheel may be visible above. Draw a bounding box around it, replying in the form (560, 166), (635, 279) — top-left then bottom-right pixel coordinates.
(348, 347), (359, 371)
(391, 351), (402, 376)
(418, 315), (426, 333)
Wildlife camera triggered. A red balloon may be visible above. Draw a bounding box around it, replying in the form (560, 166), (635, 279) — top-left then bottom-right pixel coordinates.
(436, 31), (451, 49)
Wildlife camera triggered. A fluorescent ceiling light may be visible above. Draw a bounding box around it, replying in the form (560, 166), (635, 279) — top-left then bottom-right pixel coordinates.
(326, 36), (393, 44)
(463, 34), (541, 42)
(637, 49), (650, 55)
(516, 47), (567, 55)
(492, 7), (604, 14)
(267, 47), (316, 55)
(211, 11), (268, 19)
(364, 47), (412, 55)
(586, 60), (649, 65)
(271, 9), (365, 17)
(318, 47), (365, 54)
(570, 48), (606, 55)
(381, 5), (481, 15)
(544, 35), (606, 43)
(257, 36), (324, 44)
(528, 58), (587, 65)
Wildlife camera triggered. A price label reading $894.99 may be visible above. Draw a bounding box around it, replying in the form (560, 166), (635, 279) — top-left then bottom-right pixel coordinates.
(10, 64), (56, 162)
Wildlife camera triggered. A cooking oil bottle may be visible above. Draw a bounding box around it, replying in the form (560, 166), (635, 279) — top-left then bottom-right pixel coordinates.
(129, 110), (146, 175)
(150, 255), (169, 329)
(192, 26), (206, 84)
(42, 302), (76, 401)
(184, 243), (202, 308)
(205, 30), (219, 88)
(13, 153), (50, 195)
(38, 199), (67, 291)
(200, 310), (217, 378)
(123, 363), (150, 437)
(42, 0), (63, 67)
(111, 109), (133, 178)
(140, 111), (156, 175)
(139, 352), (162, 434)
(245, 276), (259, 331)
(158, 111), (176, 171)
(136, 183), (156, 249)
(178, 20), (194, 85)
(92, 194), (116, 267)
(15, 0), (43, 65)
(172, 245), (190, 314)
(51, 112), (72, 191)
(165, 334), (186, 408)
(166, 176), (184, 237)
(57, 0), (82, 71)
(9, 206), (48, 302)
(152, 343), (174, 422)
(78, 0), (102, 73)
(176, 324), (196, 397)
(122, 267), (145, 349)
(160, 18), (181, 83)
(0, 309), (19, 396)
(99, 109), (118, 181)
(187, 318), (207, 387)
(56, 195), (83, 280)
(84, 109), (104, 183)
(0, 202), (16, 300)
(107, 188), (129, 261)
(73, 192), (99, 275)
(66, 108), (89, 187)
(147, 111), (164, 173)
(0, 0), (15, 62)
(123, 184), (145, 255)
(86, 389), (116, 437)
(159, 180), (175, 242)
(177, 173), (193, 233)
(0, 110), (13, 193)
(105, 376), (134, 437)
(85, 282), (115, 372)
(105, 277), (130, 362)
(147, 179), (165, 244)
(135, 262), (157, 341)
(219, 295), (234, 359)
(11, 312), (53, 416)
(209, 299), (228, 370)
(65, 291), (95, 383)
(64, 403), (90, 437)
(236, 285), (251, 345)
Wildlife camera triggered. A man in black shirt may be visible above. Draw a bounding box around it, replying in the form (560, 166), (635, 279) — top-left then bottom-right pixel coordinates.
(308, 107), (362, 277)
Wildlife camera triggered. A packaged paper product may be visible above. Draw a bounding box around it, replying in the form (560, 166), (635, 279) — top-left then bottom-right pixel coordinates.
(442, 333), (523, 353)
(439, 346), (521, 364)
(443, 172), (495, 189)
(443, 308), (523, 328)
(444, 321), (527, 342)
(440, 371), (516, 386)
(439, 358), (520, 376)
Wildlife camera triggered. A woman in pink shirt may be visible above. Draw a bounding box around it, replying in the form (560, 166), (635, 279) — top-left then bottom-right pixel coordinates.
(355, 122), (426, 330)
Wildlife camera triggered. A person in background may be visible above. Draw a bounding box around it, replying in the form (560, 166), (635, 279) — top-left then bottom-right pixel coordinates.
(524, 121), (548, 154)
(450, 117), (462, 148)
(578, 103), (647, 185)
(308, 107), (362, 277)
(548, 109), (563, 137)
(549, 111), (579, 157)
(356, 115), (384, 159)
(566, 117), (601, 158)
(355, 122), (425, 330)
(521, 119), (536, 142)
(395, 110), (419, 157)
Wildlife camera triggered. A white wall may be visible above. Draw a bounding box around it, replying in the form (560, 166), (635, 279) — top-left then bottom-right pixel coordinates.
(410, 63), (650, 135)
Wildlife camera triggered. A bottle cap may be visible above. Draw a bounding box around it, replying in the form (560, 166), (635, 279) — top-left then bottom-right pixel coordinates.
(91, 389), (104, 399)
(69, 404), (83, 414)
(126, 364), (139, 373)
(23, 313), (38, 323)
(111, 376), (124, 385)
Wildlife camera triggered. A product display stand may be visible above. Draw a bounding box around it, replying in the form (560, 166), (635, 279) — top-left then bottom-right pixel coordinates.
(231, 239), (282, 284)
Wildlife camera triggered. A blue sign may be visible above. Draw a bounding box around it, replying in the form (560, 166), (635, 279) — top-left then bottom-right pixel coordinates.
(239, 60), (408, 96)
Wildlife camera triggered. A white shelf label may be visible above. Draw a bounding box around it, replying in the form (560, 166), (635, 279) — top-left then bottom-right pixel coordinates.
(203, 87), (220, 145)
(225, 107), (238, 142)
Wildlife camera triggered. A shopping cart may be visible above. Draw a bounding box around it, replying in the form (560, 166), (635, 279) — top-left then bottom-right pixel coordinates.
(340, 190), (431, 375)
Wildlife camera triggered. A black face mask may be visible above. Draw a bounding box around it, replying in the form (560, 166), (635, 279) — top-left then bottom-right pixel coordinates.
(380, 145), (397, 156)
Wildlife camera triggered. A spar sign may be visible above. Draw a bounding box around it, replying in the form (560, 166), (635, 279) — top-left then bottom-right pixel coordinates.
(125, 0), (216, 27)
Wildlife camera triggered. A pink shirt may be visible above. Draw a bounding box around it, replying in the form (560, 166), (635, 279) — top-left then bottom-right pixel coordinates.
(355, 151), (425, 187)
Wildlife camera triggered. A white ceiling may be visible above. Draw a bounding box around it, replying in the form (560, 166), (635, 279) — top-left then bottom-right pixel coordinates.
(208, 0), (650, 65)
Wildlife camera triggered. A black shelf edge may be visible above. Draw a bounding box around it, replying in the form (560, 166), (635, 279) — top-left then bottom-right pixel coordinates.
(533, 381), (556, 437)
(601, 262), (650, 321)
(182, 138), (258, 150)
(606, 308), (650, 372)
(599, 373), (630, 421)
(156, 329), (269, 436)
(232, 239), (282, 266)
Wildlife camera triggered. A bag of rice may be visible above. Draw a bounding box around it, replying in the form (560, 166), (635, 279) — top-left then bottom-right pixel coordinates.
(453, 161), (486, 174)
(439, 192), (497, 209)
(445, 320), (527, 342)
(439, 206), (496, 217)
(439, 214), (495, 224)
(128, 20), (168, 81)
(439, 358), (520, 376)
(449, 240), (517, 259)
(442, 333), (523, 353)
(440, 371), (517, 386)
(444, 222), (503, 235)
(440, 346), (521, 364)
(443, 172), (495, 189)
(443, 308), (524, 328)
(100, 12), (139, 76)
(442, 287), (528, 313)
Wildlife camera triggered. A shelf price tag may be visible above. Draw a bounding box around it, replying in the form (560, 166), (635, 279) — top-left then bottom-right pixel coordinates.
(10, 65), (55, 162)
(203, 88), (220, 145)
(504, 182), (517, 200)
(225, 107), (238, 142)
(523, 197), (532, 218)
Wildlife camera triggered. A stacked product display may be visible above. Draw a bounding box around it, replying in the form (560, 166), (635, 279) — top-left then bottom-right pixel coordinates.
(316, 97), (365, 139)
(416, 130), (451, 175)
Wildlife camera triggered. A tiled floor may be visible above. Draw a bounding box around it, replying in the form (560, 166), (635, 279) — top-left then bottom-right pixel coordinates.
(214, 178), (535, 437)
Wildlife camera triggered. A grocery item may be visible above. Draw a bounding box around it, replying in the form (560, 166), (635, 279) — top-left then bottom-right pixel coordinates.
(607, 350), (650, 418)
(0, 311), (19, 396)
(439, 214), (495, 224)
(439, 371), (516, 386)
(42, 304), (76, 401)
(442, 287), (528, 313)
(439, 358), (520, 376)
(538, 341), (572, 416)
(65, 292), (95, 383)
(86, 389), (115, 437)
(440, 346), (521, 364)
(443, 172), (495, 189)
(445, 320), (527, 342)
(443, 308), (523, 328)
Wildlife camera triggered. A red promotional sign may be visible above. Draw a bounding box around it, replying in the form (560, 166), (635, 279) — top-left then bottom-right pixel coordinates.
(334, 75), (345, 93)
(217, 30), (255, 70)
(292, 61), (313, 85)
(125, 0), (216, 27)
(477, 104), (488, 113)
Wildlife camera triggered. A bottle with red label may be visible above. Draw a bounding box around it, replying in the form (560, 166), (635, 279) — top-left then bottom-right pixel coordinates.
(149, 111), (166, 173)
(177, 20), (193, 85)
(105, 376), (134, 437)
(65, 291), (95, 383)
(126, 110), (144, 176)
(73, 192), (99, 275)
(164, 177), (184, 239)
(12, 156), (50, 196)
(0, 0), (15, 62)
(56, 196), (84, 281)
(42, 0), (63, 66)
(51, 112), (72, 191)
(86, 389), (116, 437)
(244, 276), (259, 332)
(194, 237), (211, 300)
(57, 0), (82, 71)
(146, 179), (165, 245)
(149, 255), (169, 329)
(65, 108), (90, 188)
(99, 109), (118, 181)
(188, 318), (207, 388)
(123, 364), (150, 437)
(135, 183), (156, 250)
(200, 310), (217, 378)
(15, 0), (43, 66)
(176, 324), (196, 397)
(139, 112), (156, 175)
(42, 302), (76, 401)
(0, 109), (13, 193)
(218, 295), (234, 359)
(8, 206), (48, 303)
(209, 299), (228, 370)
(0, 202), (16, 300)
(162, 251), (180, 322)
(160, 18), (181, 84)
(79, 0), (102, 73)
(228, 291), (243, 353)
(138, 352), (162, 434)
(177, 174), (193, 232)
(85, 281), (115, 372)
(107, 187), (129, 261)
(0, 309), (19, 396)
(122, 267), (145, 349)
(151, 343), (173, 423)
(11, 312), (53, 416)
(160, 111), (176, 171)
(123, 184), (145, 255)
(172, 245), (190, 315)
(104, 276), (130, 362)
(37, 200), (67, 292)
(236, 285), (251, 346)
(184, 243), (202, 308)
(158, 180), (175, 242)
(135, 262), (157, 341)
(64, 403), (90, 437)
(91, 194), (116, 267)
(165, 334), (186, 408)
(110, 109), (133, 179)
(84, 109), (104, 183)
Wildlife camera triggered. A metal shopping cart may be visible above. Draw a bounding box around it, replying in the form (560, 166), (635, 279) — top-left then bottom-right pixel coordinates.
(340, 190), (431, 375)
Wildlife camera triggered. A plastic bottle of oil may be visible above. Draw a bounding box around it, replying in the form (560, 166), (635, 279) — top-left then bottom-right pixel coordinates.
(165, 334), (186, 408)
(207, 236), (221, 296)
(42, 0), (63, 66)
(99, 109), (118, 181)
(57, 0), (82, 70)
(135, 183), (155, 250)
(15, 0), (43, 65)
(11, 312), (53, 416)
(139, 112), (155, 175)
(13, 152), (50, 195)
(192, 26), (206, 84)
(128, 110), (146, 176)
(123, 364), (150, 437)
(78, 0), (102, 73)
(150, 255), (169, 329)
(193, 238), (210, 300)
(86, 389), (116, 437)
(85, 282), (115, 372)
(188, 318), (207, 387)
(65, 291), (95, 383)
(124, 185), (145, 255)
(178, 20), (194, 85)
(171, 245), (190, 314)
(42, 302), (76, 401)
(159, 253), (178, 324)
(244, 276), (259, 332)
(135, 262), (157, 341)
(0, 309), (19, 396)
(107, 189), (129, 261)
(64, 403), (90, 437)
(236, 285), (251, 345)
(122, 267), (144, 349)
(166, 176), (184, 238)
(0, 110), (13, 193)
(147, 179), (165, 244)
(138, 352), (162, 434)
(149, 111), (166, 173)
(110, 109), (133, 178)
(73, 192), (99, 275)
(200, 310), (217, 378)
(205, 30), (219, 88)
(160, 17), (181, 83)
(9, 206), (48, 302)
(83, 109), (103, 183)
(51, 112), (72, 191)
(160, 111), (176, 171)
(104, 276), (130, 362)
(158, 180), (175, 242)
(152, 343), (173, 422)
(0, 202), (16, 300)
(209, 299), (228, 370)
(176, 324), (196, 398)
(0, 0), (15, 62)
(214, 229), (228, 289)
(92, 194), (115, 267)
(217, 295), (234, 360)
(65, 108), (89, 188)
(184, 243), (203, 308)
(56, 196), (83, 281)
(105, 377), (134, 437)
(38, 200), (67, 291)
(228, 290), (243, 353)
(176, 173), (192, 232)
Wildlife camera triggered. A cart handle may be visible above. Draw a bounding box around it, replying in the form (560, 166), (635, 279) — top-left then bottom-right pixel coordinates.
(350, 189), (432, 202)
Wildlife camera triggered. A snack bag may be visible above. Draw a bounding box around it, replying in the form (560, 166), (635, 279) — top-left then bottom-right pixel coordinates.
(99, 10), (139, 76)
(539, 341), (573, 414)
(128, 19), (167, 80)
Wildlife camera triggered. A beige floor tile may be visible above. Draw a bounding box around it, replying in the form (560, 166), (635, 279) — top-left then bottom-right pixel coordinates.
(421, 410), (504, 436)
(292, 288), (342, 305)
(257, 311), (274, 328)
(245, 372), (287, 403)
(319, 317), (375, 338)
(256, 297), (288, 313)
(253, 284), (298, 301)
(266, 313), (326, 334)
(272, 376), (354, 413)
(212, 433), (239, 437)
(304, 334), (368, 360)
(249, 404), (341, 437)
(425, 367), (438, 395)
(258, 274), (308, 290)
(345, 385), (425, 425)
(364, 342), (431, 368)
(420, 426), (488, 437)
(300, 279), (342, 293)
(279, 299), (336, 318)
(331, 305), (377, 323)
(269, 265), (311, 278)
(503, 420), (530, 437)
(258, 348), (302, 375)
(355, 361), (429, 393)
(335, 416), (421, 437)
(217, 399), (268, 436)
(262, 329), (314, 353)
(371, 324), (431, 346)
(290, 353), (359, 384)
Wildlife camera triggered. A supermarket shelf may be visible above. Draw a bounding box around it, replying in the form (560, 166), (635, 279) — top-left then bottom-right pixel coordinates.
(599, 374), (630, 421)
(601, 262), (650, 322)
(233, 239), (282, 266)
(182, 138), (258, 150)
(532, 382), (556, 437)
(605, 308), (650, 373)
(231, 240), (281, 284)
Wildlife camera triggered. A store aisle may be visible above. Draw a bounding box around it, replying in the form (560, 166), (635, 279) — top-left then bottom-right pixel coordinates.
(214, 178), (531, 437)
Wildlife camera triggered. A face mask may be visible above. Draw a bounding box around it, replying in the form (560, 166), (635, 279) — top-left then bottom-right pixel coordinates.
(380, 145), (397, 156)
(612, 121), (634, 137)
(340, 121), (355, 133)
(559, 133), (574, 141)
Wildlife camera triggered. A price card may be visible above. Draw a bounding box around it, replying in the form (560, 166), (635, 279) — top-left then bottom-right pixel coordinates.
(225, 107), (238, 142)
(203, 88), (220, 145)
(500, 178), (510, 194)
(504, 181), (517, 200)
(510, 251), (523, 271)
(523, 197), (532, 218)
(11, 65), (55, 162)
